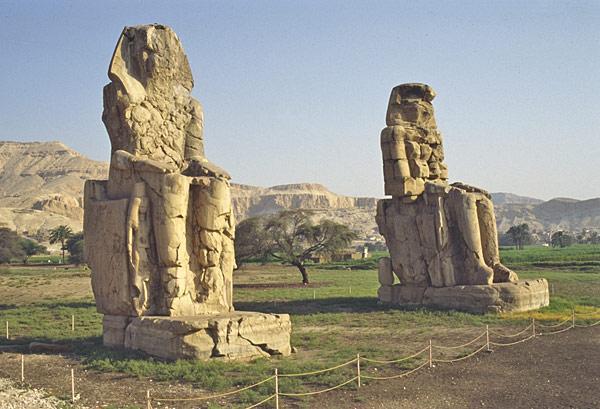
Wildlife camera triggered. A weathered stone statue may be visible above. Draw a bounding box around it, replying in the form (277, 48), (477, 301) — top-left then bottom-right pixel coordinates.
(85, 24), (291, 359)
(376, 84), (549, 313)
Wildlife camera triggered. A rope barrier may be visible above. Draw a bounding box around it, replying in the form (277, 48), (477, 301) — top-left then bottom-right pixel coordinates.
(490, 334), (536, 347)
(361, 346), (429, 364)
(153, 375), (275, 402)
(536, 326), (573, 336)
(433, 343), (487, 363)
(488, 323), (533, 338)
(361, 360), (429, 380)
(432, 331), (486, 350)
(278, 358), (357, 377)
(575, 320), (600, 328)
(536, 319), (571, 329)
(243, 394), (276, 409)
(279, 376), (358, 397)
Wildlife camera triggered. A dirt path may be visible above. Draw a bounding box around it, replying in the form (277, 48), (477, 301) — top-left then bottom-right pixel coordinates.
(311, 326), (600, 409)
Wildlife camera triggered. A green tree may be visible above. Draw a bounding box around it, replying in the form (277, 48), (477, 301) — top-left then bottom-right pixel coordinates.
(49, 225), (73, 264)
(65, 232), (85, 264)
(234, 217), (271, 267)
(18, 238), (47, 263)
(0, 228), (24, 264)
(551, 231), (574, 248)
(236, 210), (357, 285)
(505, 223), (531, 250)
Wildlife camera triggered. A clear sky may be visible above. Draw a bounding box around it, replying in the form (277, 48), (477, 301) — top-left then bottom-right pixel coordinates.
(1, 1), (599, 200)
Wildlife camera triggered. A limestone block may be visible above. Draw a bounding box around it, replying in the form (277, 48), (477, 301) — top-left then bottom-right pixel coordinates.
(409, 159), (430, 178)
(404, 141), (421, 159)
(377, 285), (393, 303)
(395, 284), (427, 305)
(103, 315), (130, 347)
(84, 187), (133, 316)
(124, 313), (292, 360)
(391, 160), (411, 179)
(422, 279), (550, 314)
(378, 257), (394, 285)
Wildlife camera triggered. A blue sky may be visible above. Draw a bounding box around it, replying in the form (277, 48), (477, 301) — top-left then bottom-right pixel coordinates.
(1, 1), (599, 200)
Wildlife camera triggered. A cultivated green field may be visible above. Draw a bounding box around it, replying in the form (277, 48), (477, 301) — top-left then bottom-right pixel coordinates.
(0, 245), (599, 407)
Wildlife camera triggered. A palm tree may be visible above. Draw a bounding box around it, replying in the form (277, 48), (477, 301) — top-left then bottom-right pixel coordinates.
(49, 225), (73, 264)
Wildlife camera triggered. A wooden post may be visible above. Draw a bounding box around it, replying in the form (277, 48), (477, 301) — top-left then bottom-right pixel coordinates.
(429, 339), (432, 368)
(572, 309), (575, 328)
(146, 389), (152, 409)
(5, 321), (8, 340)
(71, 314), (75, 332)
(313, 289), (316, 300)
(486, 325), (490, 352)
(274, 368), (280, 409)
(532, 318), (536, 337)
(356, 354), (361, 389)
(71, 368), (75, 403)
(20, 354), (24, 382)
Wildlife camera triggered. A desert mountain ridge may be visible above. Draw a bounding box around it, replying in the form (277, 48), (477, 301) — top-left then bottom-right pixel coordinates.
(0, 141), (598, 238)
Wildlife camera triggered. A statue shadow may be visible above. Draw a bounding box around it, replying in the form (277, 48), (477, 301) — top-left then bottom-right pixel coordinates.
(235, 297), (390, 315)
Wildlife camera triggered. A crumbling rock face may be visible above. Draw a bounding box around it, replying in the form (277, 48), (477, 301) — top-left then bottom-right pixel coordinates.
(376, 84), (548, 313)
(84, 24), (290, 359)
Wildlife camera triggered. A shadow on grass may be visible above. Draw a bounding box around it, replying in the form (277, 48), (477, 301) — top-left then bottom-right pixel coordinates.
(234, 296), (437, 316)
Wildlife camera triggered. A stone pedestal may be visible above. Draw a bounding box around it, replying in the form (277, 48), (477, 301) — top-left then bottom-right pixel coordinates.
(378, 279), (550, 314)
(103, 312), (292, 360)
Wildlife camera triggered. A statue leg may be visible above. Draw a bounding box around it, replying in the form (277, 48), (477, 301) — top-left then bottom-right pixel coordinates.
(476, 196), (518, 283)
(447, 188), (493, 285)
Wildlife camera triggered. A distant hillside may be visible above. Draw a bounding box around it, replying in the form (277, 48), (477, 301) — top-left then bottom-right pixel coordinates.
(0, 140), (598, 239)
(0, 141), (107, 235)
(490, 192), (543, 206)
(495, 197), (600, 233)
(231, 183), (379, 237)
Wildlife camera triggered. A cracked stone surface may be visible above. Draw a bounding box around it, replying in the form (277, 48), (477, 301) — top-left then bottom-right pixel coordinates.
(376, 84), (549, 313)
(84, 24), (291, 359)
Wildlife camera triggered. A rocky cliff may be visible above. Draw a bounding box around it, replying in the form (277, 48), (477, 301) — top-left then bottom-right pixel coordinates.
(0, 141), (107, 235)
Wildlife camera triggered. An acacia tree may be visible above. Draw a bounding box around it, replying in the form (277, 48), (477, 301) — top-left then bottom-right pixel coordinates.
(49, 225), (73, 264)
(506, 223), (531, 250)
(234, 216), (271, 267)
(236, 210), (357, 285)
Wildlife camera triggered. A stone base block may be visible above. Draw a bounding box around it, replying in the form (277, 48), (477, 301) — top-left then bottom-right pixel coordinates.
(378, 279), (549, 314)
(103, 312), (292, 360)
(102, 315), (130, 347)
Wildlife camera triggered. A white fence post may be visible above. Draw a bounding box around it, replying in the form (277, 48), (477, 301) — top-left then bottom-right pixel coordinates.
(429, 339), (432, 368)
(274, 368), (280, 409)
(71, 368), (75, 403)
(356, 354), (361, 389)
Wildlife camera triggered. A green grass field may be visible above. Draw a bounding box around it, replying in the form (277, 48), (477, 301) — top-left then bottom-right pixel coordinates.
(0, 244), (599, 407)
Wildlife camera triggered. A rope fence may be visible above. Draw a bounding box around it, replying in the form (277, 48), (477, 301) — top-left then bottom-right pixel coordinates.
(2, 310), (599, 408)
